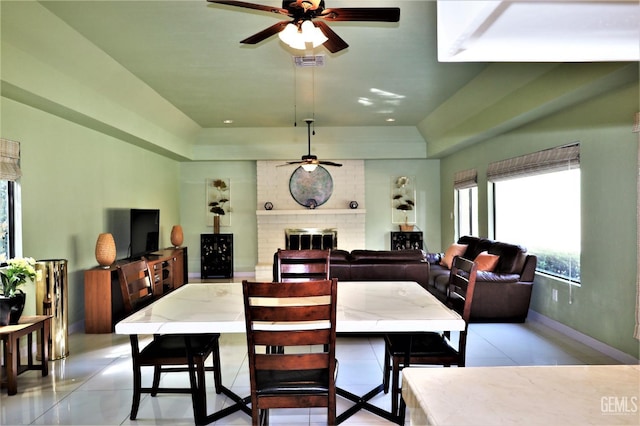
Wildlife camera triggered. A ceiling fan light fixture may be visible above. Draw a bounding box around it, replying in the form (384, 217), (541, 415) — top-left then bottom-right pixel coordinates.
(301, 20), (327, 47)
(279, 23), (305, 49)
(301, 163), (318, 172)
(301, 154), (319, 172)
(279, 20), (326, 50)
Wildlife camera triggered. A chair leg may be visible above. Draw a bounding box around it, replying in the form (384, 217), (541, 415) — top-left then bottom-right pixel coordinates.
(196, 357), (207, 419)
(130, 363), (142, 420)
(383, 345), (390, 394)
(398, 390), (407, 426)
(328, 393), (336, 425)
(391, 356), (402, 418)
(251, 403), (261, 426)
(186, 346), (202, 425)
(211, 343), (222, 394)
(151, 365), (161, 396)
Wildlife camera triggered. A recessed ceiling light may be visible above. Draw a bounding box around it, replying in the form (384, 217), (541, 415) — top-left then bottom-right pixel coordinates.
(223, 119), (233, 124)
(386, 118), (396, 122)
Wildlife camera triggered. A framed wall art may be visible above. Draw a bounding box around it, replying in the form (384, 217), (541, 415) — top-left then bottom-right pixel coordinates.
(391, 176), (416, 225)
(206, 178), (231, 227)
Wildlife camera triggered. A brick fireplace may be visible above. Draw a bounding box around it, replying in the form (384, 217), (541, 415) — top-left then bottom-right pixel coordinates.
(255, 160), (365, 280)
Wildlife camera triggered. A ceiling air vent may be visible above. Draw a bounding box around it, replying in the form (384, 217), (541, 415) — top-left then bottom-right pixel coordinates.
(293, 55), (325, 67)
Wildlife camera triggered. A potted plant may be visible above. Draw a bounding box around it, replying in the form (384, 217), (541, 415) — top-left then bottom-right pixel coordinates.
(0, 257), (38, 325)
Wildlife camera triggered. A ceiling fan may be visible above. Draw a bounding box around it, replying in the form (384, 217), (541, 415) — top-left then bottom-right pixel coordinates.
(208, 0), (400, 53)
(280, 118), (342, 171)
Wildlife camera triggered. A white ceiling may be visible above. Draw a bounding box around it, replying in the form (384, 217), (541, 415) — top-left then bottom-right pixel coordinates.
(438, 1), (640, 62)
(33, 0), (638, 133)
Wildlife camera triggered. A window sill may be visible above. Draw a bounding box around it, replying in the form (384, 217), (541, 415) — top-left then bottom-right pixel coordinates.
(535, 271), (581, 287)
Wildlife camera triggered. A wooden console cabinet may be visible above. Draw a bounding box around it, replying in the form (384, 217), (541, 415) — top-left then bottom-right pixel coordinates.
(84, 247), (187, 333)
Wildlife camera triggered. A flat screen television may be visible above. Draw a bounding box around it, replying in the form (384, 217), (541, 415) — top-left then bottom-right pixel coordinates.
(129, 209), (160, 259)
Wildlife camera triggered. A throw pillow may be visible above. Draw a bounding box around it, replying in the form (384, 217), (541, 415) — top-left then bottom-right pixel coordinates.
(474, 251), (500, 272)
(440, 243), (468, 269)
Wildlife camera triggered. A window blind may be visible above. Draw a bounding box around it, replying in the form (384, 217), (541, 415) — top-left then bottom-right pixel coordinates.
(487, 143), (580, 182)
(453, 168), (477, 190)
(0, 138), (22, 181)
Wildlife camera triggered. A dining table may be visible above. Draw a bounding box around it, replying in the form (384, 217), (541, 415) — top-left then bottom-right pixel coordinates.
(115, 280), (465, 424)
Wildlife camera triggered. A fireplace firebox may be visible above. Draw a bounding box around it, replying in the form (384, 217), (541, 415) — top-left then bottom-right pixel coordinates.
(285, 228), (337, 250)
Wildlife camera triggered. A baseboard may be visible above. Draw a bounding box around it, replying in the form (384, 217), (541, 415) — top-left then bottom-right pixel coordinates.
(187, 271), (254, 279)
(70, 320), (84, 335)
(528, 310), (639, 364)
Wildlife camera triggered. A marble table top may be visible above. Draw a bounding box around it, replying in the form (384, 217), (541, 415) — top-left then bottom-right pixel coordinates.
(402, 365), (640, 425)
(115, 281), (464, 335)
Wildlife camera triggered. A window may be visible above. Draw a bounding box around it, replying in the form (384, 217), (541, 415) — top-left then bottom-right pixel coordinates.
(0, 180), (13, 260)
(489, 144), (580, 283)
(454, 169), (478, 239)
(0, 138), (22, 261)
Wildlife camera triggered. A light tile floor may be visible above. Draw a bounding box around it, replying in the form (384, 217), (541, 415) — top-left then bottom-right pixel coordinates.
(2, 317), (622, 426)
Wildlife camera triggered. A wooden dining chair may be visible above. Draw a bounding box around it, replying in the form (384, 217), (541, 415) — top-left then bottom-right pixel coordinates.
(382, 255), (478, 419)
(276, 249), (331, 282)
(117, 259), (155, 312)
(242, 279), (338, 426)
(274, 249), (332, 353)
(117, 261), (222, 422)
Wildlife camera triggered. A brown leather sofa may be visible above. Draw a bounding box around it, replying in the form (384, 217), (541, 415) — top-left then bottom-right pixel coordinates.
(329, 249), (430, 288)
(428, 236), (537, 322)
(272, 249), (430, 289)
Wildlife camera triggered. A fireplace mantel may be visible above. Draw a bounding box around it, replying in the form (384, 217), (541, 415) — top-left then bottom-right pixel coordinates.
(256, 209), (366, 216)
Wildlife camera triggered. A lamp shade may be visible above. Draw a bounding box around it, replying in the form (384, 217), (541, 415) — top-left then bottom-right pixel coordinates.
(278, 20), (326, 50)
(170, 225), (184, 247)
(95, 233), (116, 268)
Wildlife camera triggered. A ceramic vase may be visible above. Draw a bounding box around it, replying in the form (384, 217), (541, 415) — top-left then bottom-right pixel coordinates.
(0, 291), (26, 326)
(170, 225), (184, 247)
(95, 233), (116, 268)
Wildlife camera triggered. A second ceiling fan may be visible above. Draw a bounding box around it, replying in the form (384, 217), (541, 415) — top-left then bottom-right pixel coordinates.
(208, 0), (400, 53)
(280, 118), (342, 171)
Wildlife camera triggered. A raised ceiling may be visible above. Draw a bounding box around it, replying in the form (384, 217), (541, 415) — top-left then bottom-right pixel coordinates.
(38, 0), (488, 129)
(3, 1), (639, 160)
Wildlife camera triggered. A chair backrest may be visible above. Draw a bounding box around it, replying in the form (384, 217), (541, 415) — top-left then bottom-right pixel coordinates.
(117, 260), (154, 313)
(242, 279), (338, 414)
(447, 256), (478, 323)
(276, 249), (331, 282)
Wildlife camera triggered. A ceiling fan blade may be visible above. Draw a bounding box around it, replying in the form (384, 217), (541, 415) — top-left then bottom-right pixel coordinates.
(207, 0), (289, 16)
(240, 21), (290, 44)
(320, 161), (343, 167)
(320, 7), (400, 22)
(314, 21), (348, 53)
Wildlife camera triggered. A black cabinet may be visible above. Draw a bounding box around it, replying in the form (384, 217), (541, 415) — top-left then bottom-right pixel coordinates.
(201, 234), (233, 278)
(391, 231), (423, 251)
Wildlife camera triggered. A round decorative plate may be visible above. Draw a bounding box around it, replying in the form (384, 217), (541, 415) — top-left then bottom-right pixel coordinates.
(289, 166), (333, 208)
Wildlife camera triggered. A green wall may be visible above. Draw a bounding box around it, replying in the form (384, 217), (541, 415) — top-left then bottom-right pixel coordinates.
(1, 97), (182, 326)
(440, 81), (640, 358)
(179, 161), (257, 274)
(365, 160), (441, 251)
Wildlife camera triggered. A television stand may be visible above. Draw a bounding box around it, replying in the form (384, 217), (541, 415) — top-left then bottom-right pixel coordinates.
(84, 247), (188, 333)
